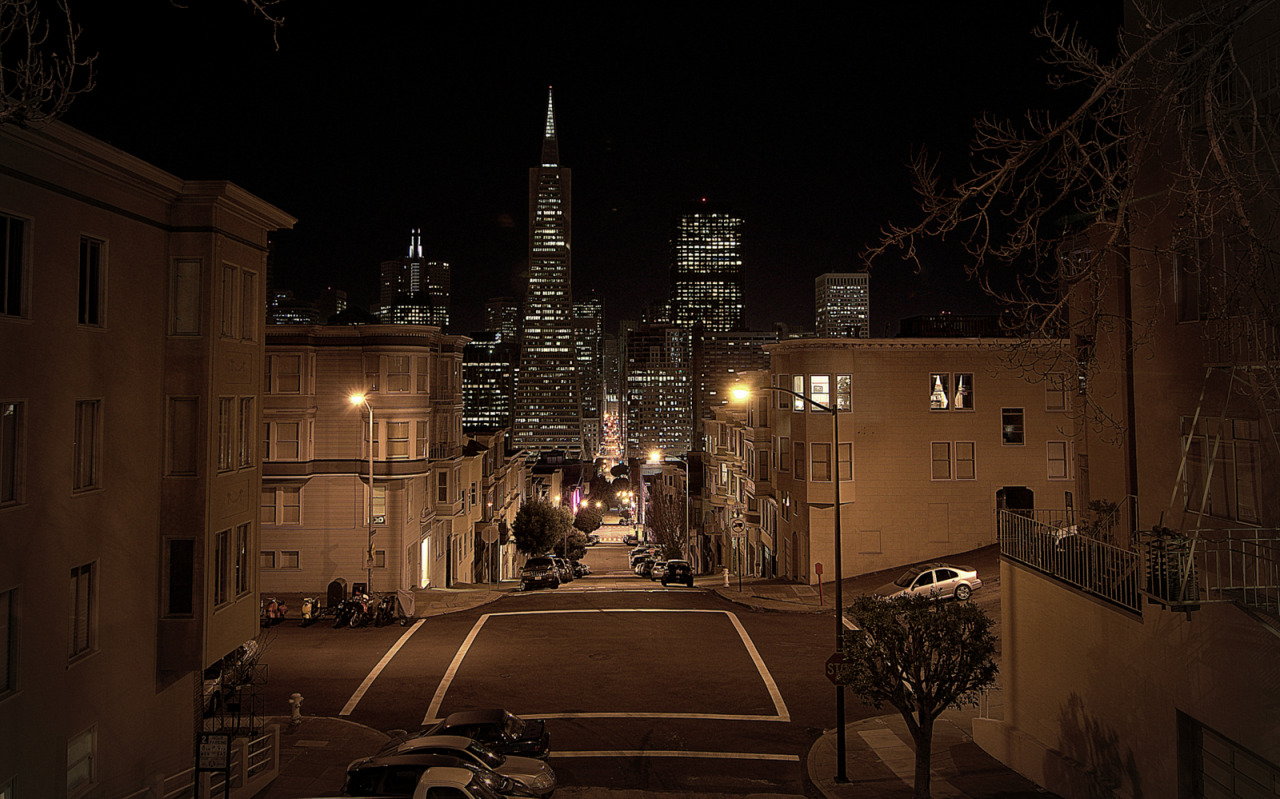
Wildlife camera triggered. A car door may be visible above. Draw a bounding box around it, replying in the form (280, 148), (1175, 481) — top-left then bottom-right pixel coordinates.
(911, 570), (936, 596)
(933, 568), (959, 598)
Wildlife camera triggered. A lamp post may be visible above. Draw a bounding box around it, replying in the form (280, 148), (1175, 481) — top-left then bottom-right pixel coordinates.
(349, 393), (375, 595)
(732, 383), (848, 783)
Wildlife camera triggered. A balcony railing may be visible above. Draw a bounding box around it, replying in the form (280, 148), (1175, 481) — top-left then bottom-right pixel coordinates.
(997, 509), (1142, 613)
(998, 510), (1280, 621)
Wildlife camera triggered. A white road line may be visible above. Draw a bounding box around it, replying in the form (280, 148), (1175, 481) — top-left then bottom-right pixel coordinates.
(422, 609), (790, 725)
(555, 750), (800, 761)
(339, 619), (425, 716)
(422, 614), (493, 723)
(534, 711), (785, 722)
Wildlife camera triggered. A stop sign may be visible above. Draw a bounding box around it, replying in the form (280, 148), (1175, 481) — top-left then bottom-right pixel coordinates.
(824, 651), (849, 685)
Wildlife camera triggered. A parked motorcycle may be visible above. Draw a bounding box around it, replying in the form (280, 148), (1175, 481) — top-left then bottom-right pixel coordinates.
(373, 593), (407, 627)
(332, 596), (356, 628)
(347, 592), (372, 628)
(261, 597), (288, 626)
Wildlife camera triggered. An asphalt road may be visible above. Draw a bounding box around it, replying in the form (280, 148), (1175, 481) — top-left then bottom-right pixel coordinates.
(257, 543), (867, 795)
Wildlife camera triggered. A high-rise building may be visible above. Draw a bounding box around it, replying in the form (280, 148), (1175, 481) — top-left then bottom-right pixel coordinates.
(670, 200), (745, 332)
(484, 296), (521, 343)
(574, 295), (604, 460)
(625, 323), (692, 460)
(463, 332), (519, 433)
(513, 88), (582, 458)
(814, 272), (870, 338)
(379, 229), (451, 329)
(691, 329), (777, 427)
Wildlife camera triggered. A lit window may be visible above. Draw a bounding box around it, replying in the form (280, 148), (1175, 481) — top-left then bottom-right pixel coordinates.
(953, 374), (974, 410)
(810, 375), (830, 409)
(836, 375), (852, 411)
(930, 374), (950, 410)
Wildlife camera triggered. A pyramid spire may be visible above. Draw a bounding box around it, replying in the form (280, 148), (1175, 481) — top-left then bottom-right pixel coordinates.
(540, 86), (558, 167)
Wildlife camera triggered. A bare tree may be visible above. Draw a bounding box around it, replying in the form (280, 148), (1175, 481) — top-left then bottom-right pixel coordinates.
(647, 485), (685, 560)
(866, 1), (1280, 440)
(0, 0), (95, 127)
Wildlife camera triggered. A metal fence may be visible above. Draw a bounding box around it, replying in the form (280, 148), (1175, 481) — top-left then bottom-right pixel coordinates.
(998, 510), (1280, 620)
(997, 509), (1142, 613)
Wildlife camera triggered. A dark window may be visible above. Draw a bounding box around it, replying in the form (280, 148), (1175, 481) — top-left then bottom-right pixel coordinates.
(78, 237), (103, 326)
(166, 539), (195, 616)
(1, 215), (25, 317)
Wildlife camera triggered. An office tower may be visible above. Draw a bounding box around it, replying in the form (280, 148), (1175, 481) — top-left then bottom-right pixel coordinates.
(574, 295), (604, 459)
(484, 296), (521, 343)
(691, 329), (777, 426)
(513, 88), (583, 458)
(670, 200), (745, 332)
(379, 228), (451, 329)
(463, 332), (519, 432)
(815, 272), (870, 338)
(601, 332), (622, 460)
(625, 323), (692, 460)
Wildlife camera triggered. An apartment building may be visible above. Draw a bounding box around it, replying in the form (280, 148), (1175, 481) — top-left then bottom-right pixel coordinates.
(709, 338), (1077, 585)
(0, 122), (294, 797)
(261, 325), (475, 595)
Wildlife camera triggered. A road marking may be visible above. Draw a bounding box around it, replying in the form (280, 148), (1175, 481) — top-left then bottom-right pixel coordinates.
(339, 619), (425, 716)
(555, 750), (800, 761)
(423, 609), (790, 725)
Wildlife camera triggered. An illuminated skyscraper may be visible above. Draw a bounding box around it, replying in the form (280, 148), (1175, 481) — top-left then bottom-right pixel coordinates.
(815, 272), (870, 338)
(670, 200), (745, 332)
(513, 88), (583, 457)
(625, 323), (692, 460)
(574, 294), (604, 459)
(379, 229), (451, 329)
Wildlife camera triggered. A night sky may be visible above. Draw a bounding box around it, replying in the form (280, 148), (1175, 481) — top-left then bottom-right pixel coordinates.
(61, 2), (1121, 337)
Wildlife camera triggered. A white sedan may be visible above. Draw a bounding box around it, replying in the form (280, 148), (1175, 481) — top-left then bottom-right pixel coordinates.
(875, 563), (982, 601)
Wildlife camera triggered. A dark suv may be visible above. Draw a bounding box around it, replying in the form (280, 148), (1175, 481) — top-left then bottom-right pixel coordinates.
(662, 559), (694, 587)
(520, 557), (560, 590)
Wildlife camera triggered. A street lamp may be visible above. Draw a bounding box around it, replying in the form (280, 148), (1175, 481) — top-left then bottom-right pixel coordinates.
(732, 382), (848, 783)
(349, 393), (375, 595)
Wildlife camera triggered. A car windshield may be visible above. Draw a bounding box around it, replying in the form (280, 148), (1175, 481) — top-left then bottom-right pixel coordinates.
(502, 712), (523, 738)
(893, 570), (919, 588)
(526, 558), (554, 569)
(466, 739), (504, 768)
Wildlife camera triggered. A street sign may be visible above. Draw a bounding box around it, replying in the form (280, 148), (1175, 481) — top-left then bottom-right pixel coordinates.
(481, 524), (499, 545)
(814, 562), (823, 576)
(198, 733), (229, 771)
(730, 518), (746, 534)
(824, 651), (849, 685)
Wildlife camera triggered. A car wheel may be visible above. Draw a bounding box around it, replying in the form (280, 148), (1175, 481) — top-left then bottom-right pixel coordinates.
(955, 584), (972, 601)
(685, 579), (694, 587)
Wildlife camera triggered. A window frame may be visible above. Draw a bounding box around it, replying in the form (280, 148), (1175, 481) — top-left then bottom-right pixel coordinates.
(811, 442), (831, 481)
(78, 236), (105, 327)
(931, 441), (952, 480)
(69, 563), (96, 660)
(0, 586), (16, 697)
(955, 441), (976, 480)
(1, 400), (24, 505)
(1, 212), (29, 319)
(67, 724), (96, 796)
(73, 399), (102, 491)
(1047, 440), (1072, 480)
(1001, 407), (1025, 446)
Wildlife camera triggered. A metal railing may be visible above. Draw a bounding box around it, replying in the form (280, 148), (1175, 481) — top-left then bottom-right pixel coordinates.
(997, 509), (1142, 613)
(999, 510), (1280, 621)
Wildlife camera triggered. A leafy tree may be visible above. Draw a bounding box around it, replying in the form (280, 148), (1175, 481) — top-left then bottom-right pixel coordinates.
(836, 595), (998, 799)
(609, 463), (629, 478)
(511, 499), (571, 556)
(573, 505), (603, 534)
(557, 529), (590, 562)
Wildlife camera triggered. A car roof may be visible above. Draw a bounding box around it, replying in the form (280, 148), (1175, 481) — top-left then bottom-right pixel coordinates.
(443, 709), (509, 727)
(348, 752), (469, 770)
(397, 734), (476, 750)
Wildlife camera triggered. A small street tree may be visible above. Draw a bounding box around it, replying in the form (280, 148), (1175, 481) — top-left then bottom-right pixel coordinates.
(573, 504), (603, 535)
(836, 595), (998, 799)
(511, 498), (571, 556)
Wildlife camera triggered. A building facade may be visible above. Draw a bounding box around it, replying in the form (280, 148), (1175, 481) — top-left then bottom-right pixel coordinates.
(814, 272), (870, 338)
(484, 296), (521, 344)
(625, 324), (693, 461)
(261, 325), (474, 595)
(0, 122), (294, 798)
(463, 332), (518, 433)
(752, 338), (1076, 584)
(669, 201), (745, 333)
(691, 329), (776, 427)
(513, 89), (583, 458)
(573, 295), (604, 460)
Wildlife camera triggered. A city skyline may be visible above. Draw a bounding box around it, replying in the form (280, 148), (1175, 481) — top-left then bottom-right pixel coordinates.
(60, 3), (1120, 335)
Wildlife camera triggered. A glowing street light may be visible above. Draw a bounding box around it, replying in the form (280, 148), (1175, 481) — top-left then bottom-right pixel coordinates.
(350, 393), (376, 594)
(732, 382), (848, 783)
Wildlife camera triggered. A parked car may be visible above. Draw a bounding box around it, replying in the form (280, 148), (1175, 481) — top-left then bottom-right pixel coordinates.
(875, 563), (982, 601)
(634, 557), (656, 577)
(552, 557), (574, 582)
(622, 534), (639, 546)
(422, 709), (550, 760)
(649, 560), (668, 581)
(585, 533), (600, 546)
(662, 559), (694, 587)
(383, 735), (555, 797)
(341, 754), (529, 797)
(519, 557), (559, 591)
(571, 560), (590, 578)
(629, 546), (659, 567)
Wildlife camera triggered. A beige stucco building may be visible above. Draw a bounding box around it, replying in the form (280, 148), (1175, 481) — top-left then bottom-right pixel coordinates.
(0, 122), (294, 797)
(703, 338), (1077, 585)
